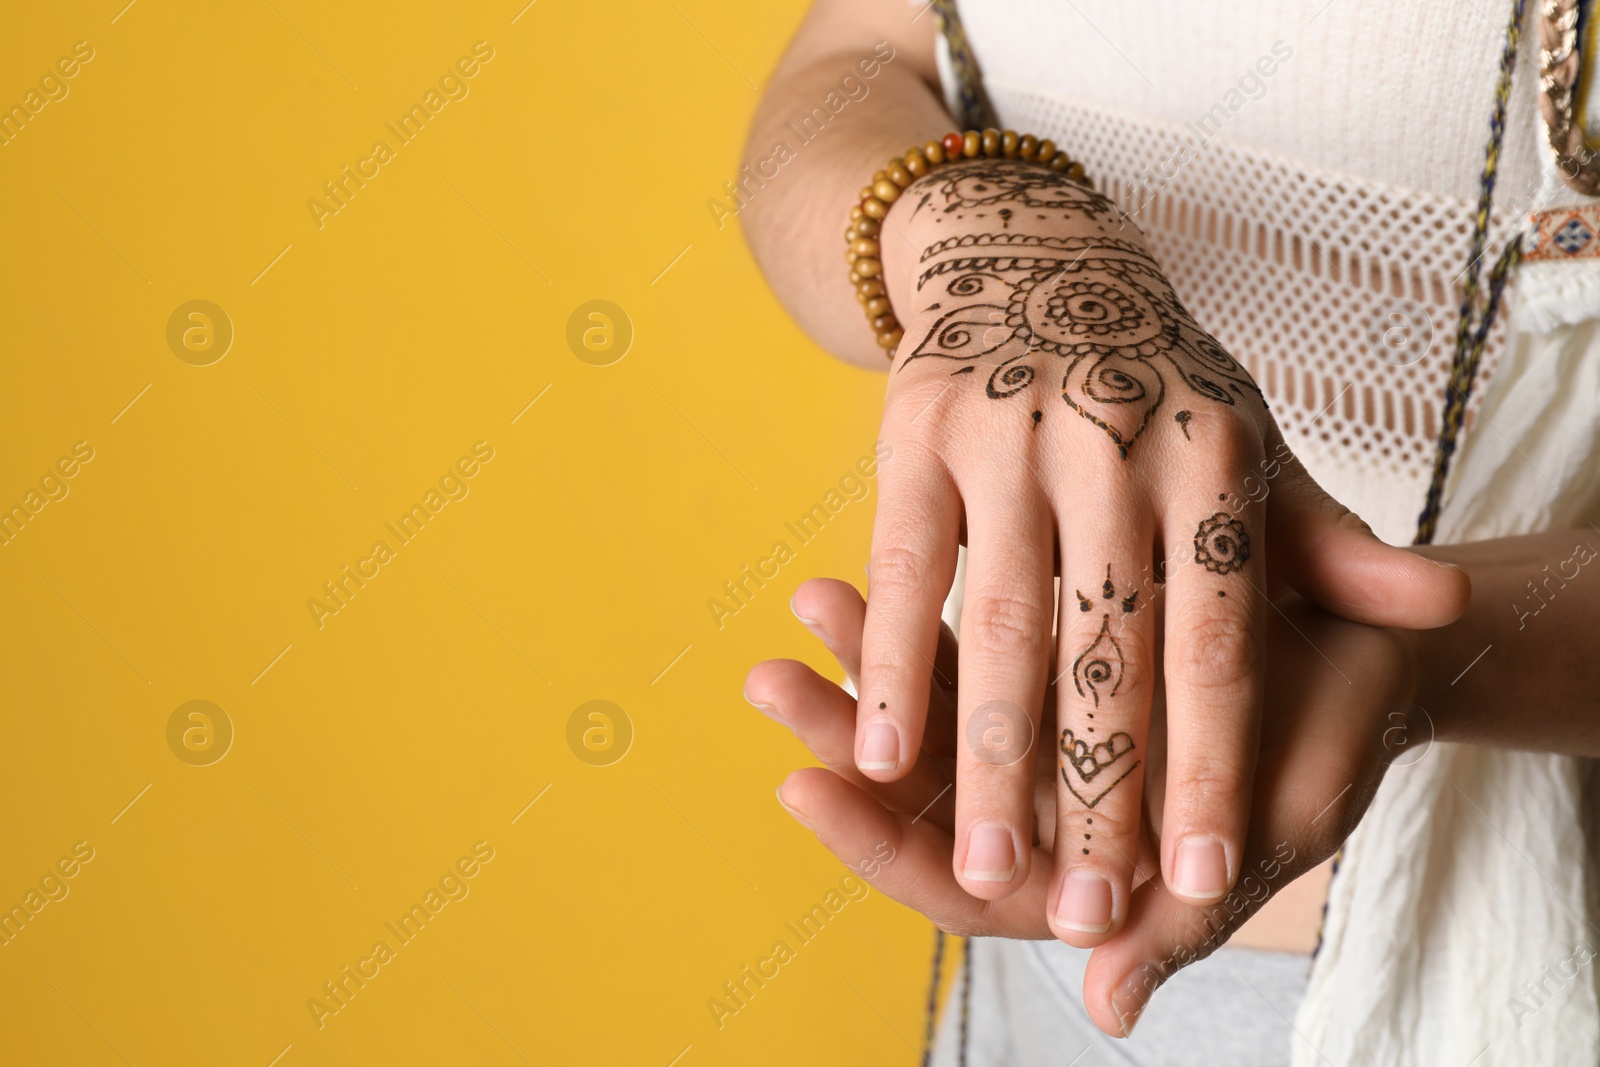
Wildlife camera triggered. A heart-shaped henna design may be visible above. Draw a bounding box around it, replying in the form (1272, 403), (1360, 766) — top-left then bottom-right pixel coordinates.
(1060, 728), (1141, 809)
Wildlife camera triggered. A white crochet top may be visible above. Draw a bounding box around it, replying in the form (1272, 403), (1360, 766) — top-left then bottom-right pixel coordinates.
(934, 2), (1600, 1064)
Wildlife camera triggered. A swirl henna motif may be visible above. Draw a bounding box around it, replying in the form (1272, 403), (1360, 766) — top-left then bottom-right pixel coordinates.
(898, 165), (1263, 458)
(1072, 615), (1124, 709)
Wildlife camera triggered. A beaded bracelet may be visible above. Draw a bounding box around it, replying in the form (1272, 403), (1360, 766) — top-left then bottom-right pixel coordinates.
(846, 128), (1092, 358)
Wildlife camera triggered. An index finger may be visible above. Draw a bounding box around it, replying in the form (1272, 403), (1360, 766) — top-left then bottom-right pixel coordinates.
(856, 448), (960, 779)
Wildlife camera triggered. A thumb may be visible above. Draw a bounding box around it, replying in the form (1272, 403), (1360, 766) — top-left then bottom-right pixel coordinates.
(1267, 442), (1469, 630)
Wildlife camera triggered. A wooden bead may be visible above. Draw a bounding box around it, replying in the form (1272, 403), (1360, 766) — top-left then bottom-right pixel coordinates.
(855, 257), (882, 278)
(858, 185), (874, 202)
(876, 328), (902, 349)
(981, 128), (1001, 156)
(872, 179), (901, 203)
(872, 313), (895, 331)
(855, 217), (881, 237)
(871, 170), (887, 186)
(962, 130), (981, 157)
(942, 132), (964, 158)
(904, 149), (928, 177)
(1067, 161), (1087, 181)
(852, 237), (880, 257)
(866, 296), (891, 317)
(1036, 139), (1056, 161)
(862, 197), (889, 220)
(1048, 152), (1070, 171)
(857, 279), (886, 300)
(1001, 130), (1019, 157)
(848, 269), (863, 285)
(1018, 134), (1038, 160)
(849, 205), (863, 221)
(887, 162), (913, 188)
(924, 139), (946, 164)
(846, 249), (858, 265)
(856, 287), (872, 304)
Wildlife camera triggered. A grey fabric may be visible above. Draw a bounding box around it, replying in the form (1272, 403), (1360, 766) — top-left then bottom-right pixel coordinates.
(931, 939), (1312, 1066)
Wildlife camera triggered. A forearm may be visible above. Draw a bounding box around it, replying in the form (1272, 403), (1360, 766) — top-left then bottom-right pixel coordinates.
(741, 0), (946, 369)
(1414, 530), (1600, 755)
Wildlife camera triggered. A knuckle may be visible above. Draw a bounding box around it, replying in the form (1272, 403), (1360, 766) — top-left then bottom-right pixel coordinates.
(868, 544), (935, 600)
(964, 589), (1049, 655)
(1170, 759), (1246, 810)
(1174, 613), (1260, 691)
(1332, 506), (1376, 538)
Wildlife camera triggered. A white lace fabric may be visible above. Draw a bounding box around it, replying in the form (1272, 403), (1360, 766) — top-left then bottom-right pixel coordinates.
(929, 2), (1600, 1065)
(986, 84), (1512, 543)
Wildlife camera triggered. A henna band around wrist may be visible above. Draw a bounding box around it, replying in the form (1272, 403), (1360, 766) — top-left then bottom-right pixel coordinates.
(846, 128), (1092, 358)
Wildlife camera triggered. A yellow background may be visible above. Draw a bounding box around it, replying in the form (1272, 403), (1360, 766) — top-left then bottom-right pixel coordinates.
(0, 2), (941, 1063)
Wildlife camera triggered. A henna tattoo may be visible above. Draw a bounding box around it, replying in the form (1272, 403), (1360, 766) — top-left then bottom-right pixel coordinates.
(1194, 512), (1251, 575)
(1072, 614), (1124, 707)
(896, 163), (1263, 458)
(1060, 728), (1141, 809)
(908, 161), (1117, 224)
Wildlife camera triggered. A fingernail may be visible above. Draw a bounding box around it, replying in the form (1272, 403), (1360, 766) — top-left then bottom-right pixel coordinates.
(859, 722), (899, 771)
(1172, 836), (1230, 901)
(1056, 870), (1113, 933)
(790, 598), (832, 644)
(776, 787), (813, 829)
(962, 821), (1016, 882)
(744, 687), (785, 724)
(1111, 962), (1162, 1037)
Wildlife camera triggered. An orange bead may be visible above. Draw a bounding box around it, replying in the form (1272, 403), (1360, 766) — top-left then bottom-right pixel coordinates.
(962, 130), (981, 157)
(942, 132), (964, 157)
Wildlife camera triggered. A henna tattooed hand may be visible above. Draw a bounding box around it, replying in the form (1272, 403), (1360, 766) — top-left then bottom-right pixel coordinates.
(750, 577), (1414, 1039)
(852, 158), (1468, 941)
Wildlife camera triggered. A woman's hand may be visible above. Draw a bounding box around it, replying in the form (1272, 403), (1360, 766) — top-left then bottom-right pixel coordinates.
(755, 576), (1417, 1036)
(852, 157), (1465, 941)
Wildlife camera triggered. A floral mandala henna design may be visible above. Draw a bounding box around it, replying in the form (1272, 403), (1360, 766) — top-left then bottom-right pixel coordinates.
(1194, 512), (1252, 575)
(1059, 728), (1140, 809)
(897, 164), (1263, 458)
